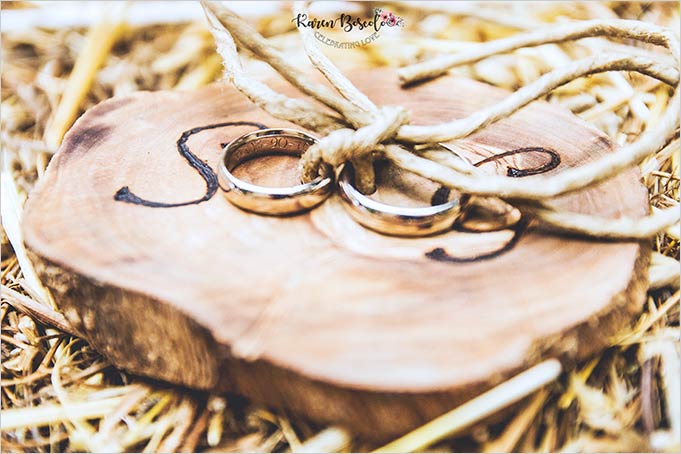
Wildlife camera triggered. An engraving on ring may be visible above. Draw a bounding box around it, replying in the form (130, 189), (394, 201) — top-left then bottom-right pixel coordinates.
(219, 128), (333, 216)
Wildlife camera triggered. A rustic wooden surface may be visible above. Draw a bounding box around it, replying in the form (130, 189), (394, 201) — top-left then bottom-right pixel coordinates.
(23, 69), (650, 439)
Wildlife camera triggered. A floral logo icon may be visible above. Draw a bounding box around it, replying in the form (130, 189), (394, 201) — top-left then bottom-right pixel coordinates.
(376, 8), (404, 27)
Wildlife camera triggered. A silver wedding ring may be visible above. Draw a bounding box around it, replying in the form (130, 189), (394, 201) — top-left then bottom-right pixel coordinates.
(338, 162), (465, 237)
(220, 128), (464, 233)
(219, 128), (334, 215)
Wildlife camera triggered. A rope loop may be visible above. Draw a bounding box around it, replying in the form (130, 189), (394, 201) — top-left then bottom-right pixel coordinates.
(301, 106), (410, 183)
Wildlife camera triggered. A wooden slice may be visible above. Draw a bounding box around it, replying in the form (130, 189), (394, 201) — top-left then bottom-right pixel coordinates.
(23, 69), (649, 439)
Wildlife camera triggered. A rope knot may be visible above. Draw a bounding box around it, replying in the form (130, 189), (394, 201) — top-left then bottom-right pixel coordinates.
(301, 106), (410, 191)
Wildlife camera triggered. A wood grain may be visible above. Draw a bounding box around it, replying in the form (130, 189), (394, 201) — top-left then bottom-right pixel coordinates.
(23, 69), (650, 439)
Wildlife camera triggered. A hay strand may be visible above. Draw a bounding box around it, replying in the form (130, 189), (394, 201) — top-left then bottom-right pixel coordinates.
(374, 360), (562, 453)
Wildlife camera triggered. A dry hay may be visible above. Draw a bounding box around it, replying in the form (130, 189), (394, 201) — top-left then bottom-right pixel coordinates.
(1, 1), (679, 452)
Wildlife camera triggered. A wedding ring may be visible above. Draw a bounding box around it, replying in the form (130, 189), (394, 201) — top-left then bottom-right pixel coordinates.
(218, 128), (333, 215)
(338, 162), (465, 237)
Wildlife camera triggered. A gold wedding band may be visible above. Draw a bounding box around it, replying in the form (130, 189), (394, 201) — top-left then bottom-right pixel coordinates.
(338, 162), (465, 237)
(218, 128), (334, 215)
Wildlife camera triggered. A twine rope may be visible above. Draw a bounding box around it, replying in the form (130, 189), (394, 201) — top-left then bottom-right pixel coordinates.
(202, 1), (680, 239)
(397, 18), (680, 84)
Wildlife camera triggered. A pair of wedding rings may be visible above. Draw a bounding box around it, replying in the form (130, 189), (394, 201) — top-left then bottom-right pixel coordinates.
(218, 128), (464, 237)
